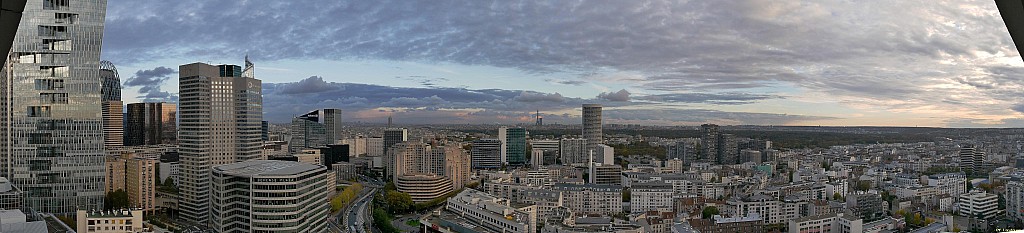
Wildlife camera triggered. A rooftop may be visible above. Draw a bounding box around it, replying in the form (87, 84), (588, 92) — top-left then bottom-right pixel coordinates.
(213, 160), (323, 177)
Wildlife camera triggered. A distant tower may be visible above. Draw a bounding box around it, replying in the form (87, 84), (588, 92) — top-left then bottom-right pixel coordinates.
(387, 115), (393, 128)
(100, 61), (124, 149)
(582, 104), (603, 149)
(536, 110), (542, 126)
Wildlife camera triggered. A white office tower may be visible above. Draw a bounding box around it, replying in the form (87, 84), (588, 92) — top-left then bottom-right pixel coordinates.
(582, 104), (603, 149)
(0, 0), (108, 214)
(178, 60), (263, 225)
(210, 160), (329, 232)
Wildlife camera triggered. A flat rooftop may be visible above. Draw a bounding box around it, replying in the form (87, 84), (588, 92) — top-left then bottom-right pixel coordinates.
(214, 160), (323, 177)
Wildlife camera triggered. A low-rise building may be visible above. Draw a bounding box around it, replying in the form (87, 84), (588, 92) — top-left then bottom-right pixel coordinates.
(436, 189), (537, 233)
(209, 160), (330, 232)
(75, 209), (145, 233)
(397, 173), (454, 203)
(0, 177), (23, 211)
(552, 183), (623, 216)
(687, 214), (763, 233)
(631, 182), (674, 213)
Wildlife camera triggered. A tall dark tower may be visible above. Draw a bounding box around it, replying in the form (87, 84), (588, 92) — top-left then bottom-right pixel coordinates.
(536, 110), (543, 126)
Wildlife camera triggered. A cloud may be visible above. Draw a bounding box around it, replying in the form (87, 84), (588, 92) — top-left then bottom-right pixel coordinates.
(276, 76), (338, 94)
(546, 79), (586, 85)
(122, 66), (176, 102)
(101, 1), (1023, 127)
(261, 76), (835, 125)
(637, 93), (780, 105)
(597, 89), (630, 102)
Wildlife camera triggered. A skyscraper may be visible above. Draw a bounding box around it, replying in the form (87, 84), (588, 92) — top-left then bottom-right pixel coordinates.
(504, 127), (527, 165)
(717, 133), (738, 165)
(383, 128), (408, 154)
(0, 0), (108, 214)
(700, 124), (719, 163)
(288, 108), (343, 154)
(100, 61), (123, 148)
(289, 110), (326, 154)
(582, 104), (602, 150)
(323, 108), (343, 143)
(124, 102), (177, 146)
(178, 60), (262, 225)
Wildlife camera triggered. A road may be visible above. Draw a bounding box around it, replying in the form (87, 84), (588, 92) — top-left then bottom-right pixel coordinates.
(334, 174), (383, 233)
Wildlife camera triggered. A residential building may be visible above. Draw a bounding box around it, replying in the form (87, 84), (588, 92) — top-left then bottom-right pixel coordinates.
(596, 144), (614, 164)
(471, 139), (503, 169)
(209, 160), (329, 232)
(847, 193), (884, 221)
(726, 194), (803, 225)
(717, 133), (738, 165)
(100, 61), (123, 149)
(552, 183), (623, 215)
(367, 137), (384, 157)
(532, 149), (544, 168)
(125, 157), (157, 212)
(700, 124), (719, 163)
(959, 146), (987, 175)
(959, 190), (998, 219)
(177, 60), (263, 224)
(1008, 177), (1024, 223)
(665, 159), (684, 174)
(631, 182), (674, 213)
(560, 138), (588, 166)
(387, 142), (470, 190)
(582, 104), (603, 150)
(927, 172), (967, 198)
(75, 209), (145, 233)
(687, 214), (764, 233)
(0, 0), (108, 213)
(124, 102), (177, 146)
(105, 155), (127, 194)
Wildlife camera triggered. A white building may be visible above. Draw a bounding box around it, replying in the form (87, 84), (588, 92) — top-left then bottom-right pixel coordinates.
(553, 183), (623, 216)
(1008, 178), (1024, 223)
(927, 172), (966, 198)
(209, 160), (330, 232)
(958, 190), (998, 219)
(630, 182), (674, 213)
(367, 137), (384, 157)
(443, 189), (537, 233)
(726, 194), (803, 225)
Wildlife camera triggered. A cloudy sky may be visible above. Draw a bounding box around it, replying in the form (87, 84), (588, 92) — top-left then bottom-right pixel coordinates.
(104, 0), (1024, 127)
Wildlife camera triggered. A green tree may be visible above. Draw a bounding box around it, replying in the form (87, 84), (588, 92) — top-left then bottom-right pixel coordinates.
(832, 193), (843, 201)
(702, 206), (719, 219)
(622, 188), (631, 202)
(104, 189), (130, 210)
(384, 190), (413, 214)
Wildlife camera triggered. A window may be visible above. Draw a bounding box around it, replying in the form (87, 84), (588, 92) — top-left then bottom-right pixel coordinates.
(39, 93), (68, 104)
(27, 106), (51, 117)
(54, 13), (78, 24)
(35, 79), (64, 90)
(43, 39), (72, 50)
(42, 0), (69, 10)
(29, 133), (52, 144)
(37, 25), (67, 37)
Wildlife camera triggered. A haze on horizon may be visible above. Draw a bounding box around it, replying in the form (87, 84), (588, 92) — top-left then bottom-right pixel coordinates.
(102, 0), (1024, 128)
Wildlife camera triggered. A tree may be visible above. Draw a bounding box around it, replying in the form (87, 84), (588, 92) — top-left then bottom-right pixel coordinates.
(855, 180), (872, 191)
(104, 189), (130, 210)
(163, 177), (175, 188)
(622, 188), (631, 202)
(384, 190), (413, 214)
(702, 206), (719, 219)
(832, 193), (843, 201)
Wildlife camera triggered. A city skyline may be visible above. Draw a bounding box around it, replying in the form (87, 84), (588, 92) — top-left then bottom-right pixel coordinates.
(99, 0), (1024, 127)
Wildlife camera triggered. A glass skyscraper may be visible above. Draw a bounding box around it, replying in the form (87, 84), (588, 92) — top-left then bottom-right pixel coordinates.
(0, 0), (108, 214)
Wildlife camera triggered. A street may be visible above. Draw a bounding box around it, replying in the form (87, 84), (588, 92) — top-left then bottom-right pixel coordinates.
(331, 174), (383, 233)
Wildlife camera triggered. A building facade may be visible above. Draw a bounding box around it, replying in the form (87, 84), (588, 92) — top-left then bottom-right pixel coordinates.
(0, 0), (108, 213)
(124, 102), (177, 146)
(178, 60), (263, 224)
(99, 60), (123, 149)
(504, 127), (527, 165)
(582, 104), (603, 150)
(560, 138), (588, 166)
(210, 160), (329, 232)
(471, 139), (502, 169)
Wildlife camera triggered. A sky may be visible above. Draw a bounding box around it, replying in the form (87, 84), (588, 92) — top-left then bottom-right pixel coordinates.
(102, 0), (1024, 127)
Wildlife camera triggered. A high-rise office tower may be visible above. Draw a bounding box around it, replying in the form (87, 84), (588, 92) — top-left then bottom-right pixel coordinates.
(700, 124), (719, 163)
(323, 108), (342, 143)
(260, 121), (269, 141)
(100, 61), (123, 148)
(470, 139), (502, 169)
(288, 108), (343, 153)
(536, 110), (542, 126)
(289, 110), (327, 154)
(0, 0), (108, 214)
(582, 104), (602, 150)
(504, 127), (527, 165)
(383, 128), (408, 154)
(178, 60), (263, 225)
(124, 102), (177, 146)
